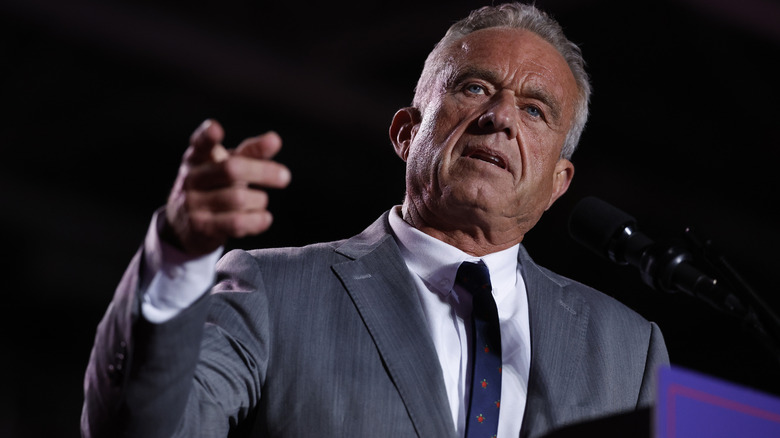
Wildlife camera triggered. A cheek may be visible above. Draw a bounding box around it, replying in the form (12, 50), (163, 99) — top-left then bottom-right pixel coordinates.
(517, 130), (547, 175)
(407, 108), (450, 172)
(520, 124), (566, 171)
(406, 136), (440, 184)
(519, 138), (563, 199)
(417, 108), (449, 143)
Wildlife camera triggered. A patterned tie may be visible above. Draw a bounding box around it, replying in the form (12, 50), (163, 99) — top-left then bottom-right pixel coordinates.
(457, 261), (502, 438)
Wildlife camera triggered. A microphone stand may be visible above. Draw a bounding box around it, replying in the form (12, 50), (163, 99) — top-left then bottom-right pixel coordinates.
(680, 227), (780, 366)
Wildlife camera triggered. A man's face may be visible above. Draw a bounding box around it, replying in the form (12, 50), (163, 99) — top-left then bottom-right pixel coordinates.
(396, 27), (579, 239)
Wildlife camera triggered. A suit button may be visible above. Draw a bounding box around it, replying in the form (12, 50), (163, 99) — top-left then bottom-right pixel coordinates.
(108, 345), (127, 385)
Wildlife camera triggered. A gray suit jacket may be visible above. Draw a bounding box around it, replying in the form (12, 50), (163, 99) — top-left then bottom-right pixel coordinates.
(82, 211), (668, 438)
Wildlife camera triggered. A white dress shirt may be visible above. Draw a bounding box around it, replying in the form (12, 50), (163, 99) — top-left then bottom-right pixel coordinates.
(388, 207), (531, 438)
(141, 207), (531, 437)
(140, 211), (222, 323)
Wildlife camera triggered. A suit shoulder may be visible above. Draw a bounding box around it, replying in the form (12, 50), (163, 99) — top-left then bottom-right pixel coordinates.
(219, 239), (348, 268)
(537, 264), (651, 326)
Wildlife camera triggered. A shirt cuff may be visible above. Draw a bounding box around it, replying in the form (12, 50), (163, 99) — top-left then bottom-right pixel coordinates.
(140, 210), (223, 323)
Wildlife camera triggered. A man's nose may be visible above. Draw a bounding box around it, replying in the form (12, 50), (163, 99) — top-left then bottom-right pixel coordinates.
(477, 91), (518, 139)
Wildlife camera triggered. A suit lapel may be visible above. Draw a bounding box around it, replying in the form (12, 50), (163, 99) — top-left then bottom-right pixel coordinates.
(332, 213), (456, 438)
(519, 247), (591, 438)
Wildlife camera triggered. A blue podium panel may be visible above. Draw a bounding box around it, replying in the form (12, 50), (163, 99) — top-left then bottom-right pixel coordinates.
(656, 366), (780, 438)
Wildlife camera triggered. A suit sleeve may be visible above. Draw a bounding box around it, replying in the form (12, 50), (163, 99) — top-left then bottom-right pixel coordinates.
(637, 321), (670, 408)
(81, 248), (269, 438)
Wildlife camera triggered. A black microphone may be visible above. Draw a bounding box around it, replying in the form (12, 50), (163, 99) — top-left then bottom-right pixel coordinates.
(568, 196), (746, 315)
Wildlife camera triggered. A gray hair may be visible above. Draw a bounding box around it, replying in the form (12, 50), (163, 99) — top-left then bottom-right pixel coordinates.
(413, 2), (591, 159)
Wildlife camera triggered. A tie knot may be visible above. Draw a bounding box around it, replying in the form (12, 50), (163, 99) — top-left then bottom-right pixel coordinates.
(456, 261), (492, 295)
(457, 261), (498, 322)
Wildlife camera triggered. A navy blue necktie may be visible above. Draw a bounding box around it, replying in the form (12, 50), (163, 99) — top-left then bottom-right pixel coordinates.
(457, 261), (502, 438)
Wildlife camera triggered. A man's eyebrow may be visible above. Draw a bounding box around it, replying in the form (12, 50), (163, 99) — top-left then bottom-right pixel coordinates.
(446, 66), (502, 89)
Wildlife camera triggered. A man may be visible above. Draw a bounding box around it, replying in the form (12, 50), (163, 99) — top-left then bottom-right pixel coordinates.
(82, 3), (668, 438)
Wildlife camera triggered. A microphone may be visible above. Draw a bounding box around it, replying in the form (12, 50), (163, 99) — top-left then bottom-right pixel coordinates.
(568, 196), (746, 315)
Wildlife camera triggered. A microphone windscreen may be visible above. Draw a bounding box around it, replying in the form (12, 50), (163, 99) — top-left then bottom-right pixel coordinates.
(568, 196), (636, 259)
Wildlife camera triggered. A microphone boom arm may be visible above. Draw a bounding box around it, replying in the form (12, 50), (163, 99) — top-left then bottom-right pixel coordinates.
(569, 196), (780, 365)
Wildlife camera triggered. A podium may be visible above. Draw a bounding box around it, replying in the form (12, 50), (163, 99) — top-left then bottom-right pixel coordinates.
(543, 366), (780, 437)
(656, 366), (780, 437)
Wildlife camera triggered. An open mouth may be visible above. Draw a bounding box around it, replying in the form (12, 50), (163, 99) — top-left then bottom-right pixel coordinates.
(462, 148), (508, 170)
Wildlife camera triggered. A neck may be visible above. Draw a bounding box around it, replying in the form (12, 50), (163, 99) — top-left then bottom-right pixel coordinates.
(402, 200), (526, 257)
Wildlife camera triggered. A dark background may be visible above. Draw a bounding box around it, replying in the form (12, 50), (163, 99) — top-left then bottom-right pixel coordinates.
(2, 0), (779, 436)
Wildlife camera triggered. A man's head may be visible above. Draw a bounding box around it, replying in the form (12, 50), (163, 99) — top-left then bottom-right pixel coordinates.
(414, 3), (590, 160)
(389, 3), (587, 255)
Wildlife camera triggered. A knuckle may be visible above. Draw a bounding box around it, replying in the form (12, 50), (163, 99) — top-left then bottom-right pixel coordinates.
(221, 157), (243, 180)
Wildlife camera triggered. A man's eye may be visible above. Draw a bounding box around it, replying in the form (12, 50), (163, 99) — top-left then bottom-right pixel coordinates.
(465, 84), (485, 95)
(525, 106), (542, 118)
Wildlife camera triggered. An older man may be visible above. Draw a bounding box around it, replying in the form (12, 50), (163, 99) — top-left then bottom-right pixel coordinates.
(82, 3), (668, 438)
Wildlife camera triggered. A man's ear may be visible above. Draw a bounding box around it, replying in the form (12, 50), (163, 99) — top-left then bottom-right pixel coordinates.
(545, 158), (575, 210)
(389, 107), (421, 162)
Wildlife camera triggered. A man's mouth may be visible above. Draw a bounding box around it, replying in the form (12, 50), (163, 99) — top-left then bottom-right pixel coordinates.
(462, 148), (508, 170)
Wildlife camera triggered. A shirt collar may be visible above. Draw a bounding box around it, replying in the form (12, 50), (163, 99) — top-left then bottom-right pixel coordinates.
(388, 206), (520, 301)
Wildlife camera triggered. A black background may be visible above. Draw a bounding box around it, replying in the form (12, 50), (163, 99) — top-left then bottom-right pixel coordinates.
(2, 0), (779, 436)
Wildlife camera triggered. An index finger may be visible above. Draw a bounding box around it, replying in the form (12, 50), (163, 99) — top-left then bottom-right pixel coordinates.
(235, 131), (283, 160)
(185, 157), (291, 191)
